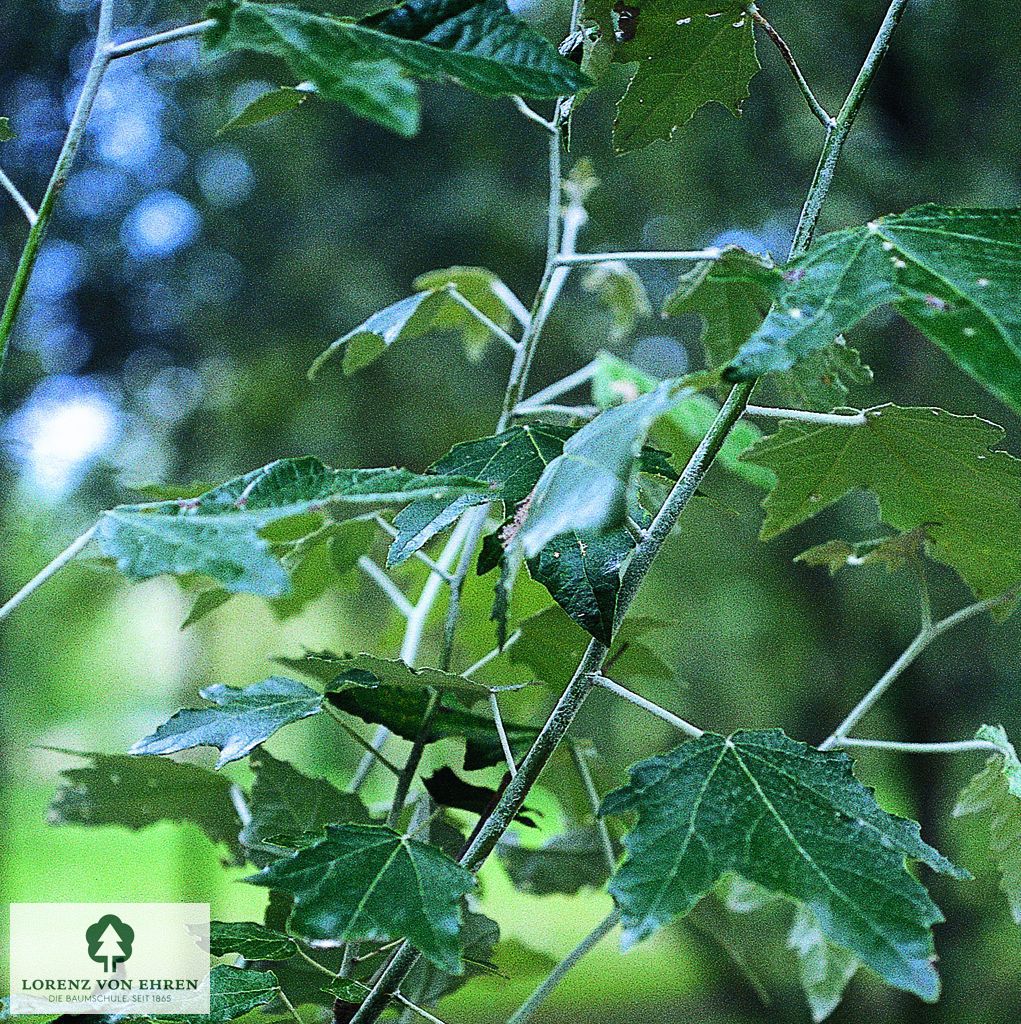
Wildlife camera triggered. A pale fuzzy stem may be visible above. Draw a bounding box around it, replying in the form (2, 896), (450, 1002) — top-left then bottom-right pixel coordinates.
(105, 19), (217, 59)
(0, 525), (97, 622)
(0, 168), (38, 225)
(447, 291), (519, 352)
(750, 6), (834, 127)
(518, 359), (600, 409)
(513, 402), (597, 420)
(325, 706), (402, 777)
(276, 988), (303, 1024)
(511, 96), (557, 133)
(821, 588), (1018, 750)
(833, 737), (1003, 755)
(745, 404), (867, 427)
(462, 629), (522, 677)
(357, 557), (414, 618)
(591, 675), (704, 739)
(507, 910), (622, 1024)
(488, 691), (518, 776)
(569, 742), (617, 873)
(393, 994), (450, 1024)
(554, 248), (723, 266)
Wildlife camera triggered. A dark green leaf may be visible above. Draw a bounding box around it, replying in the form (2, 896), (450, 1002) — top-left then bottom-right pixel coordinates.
(401, 910), (501, 1005)
(205, 1), (419, 135)
(240, 749), (370, 855)
(424, 767), (538, 826)
(612, 1), (759, 153)
(130, 677), (323, 768)
(953, 724), (1021, 922)
(498, 829), (611, 894)
(725, 206), (1021, 413)
(248, 822), (475, 972)
(209, 921), (297, 961)
(795, 526), (933, 576)
(203, 965), (279, 1022)
(97, 458), (482, 596)
(218, 85), (309, 133)
(601, 729), (964, 1000)
(47, 750), (243, 859)
(742, 405), (1021, 602)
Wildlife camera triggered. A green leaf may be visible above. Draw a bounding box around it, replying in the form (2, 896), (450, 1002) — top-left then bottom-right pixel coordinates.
(218, 85), (309, 133)
(724, 206), (1021, 413)
(312, 285), (509, 376)
(388, 423), (570, 567)
(203, 965), (279, 1022)
(498, 829), (611, 895)
(509, 606), (673, 687)
(591, 353), (773, 488)
(48, 750), (243, 859)
(97, 458), (482, 596)
(424, 767), (539, 826)
(354, 0), (589, 98)
(580, 261), (652, 343)
(953, 724), (1021, 923)
(0, 116), (14, 142)
(248, 822), (475, 972)
(322, 978), (370, 1005)
(663, 251), (871, 410)
(519, 381), (687, 556)
(240, 748), (370, 855)
(741, 405), (1021, 602)
(130, 677), (324, 768)
(600, 729), (965, 1000)
(612, 1), (759, 153)
(283, 650), (538, 770)
(209, 921), (297, 961)
(795, 526), (932, 576)
(401, 909), (501, 1005)
(788, 907), (860, 1023)
(205, 1), (420, 135)
(412, 266), (522, 360)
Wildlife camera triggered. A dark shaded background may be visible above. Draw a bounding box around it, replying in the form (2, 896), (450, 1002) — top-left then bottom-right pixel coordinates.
(1, 1), (1020, 1021)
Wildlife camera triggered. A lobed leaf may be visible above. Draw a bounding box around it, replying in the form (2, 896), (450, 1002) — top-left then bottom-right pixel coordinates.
(209, 921), (297, 961)
(611, 1), (759, 153)
(601, 729), (965, 1000)
(787, 906), (860, 1023)
(498, 829), (611, 895)
(953, 724), (1021, 922)
(130, 677), (324, 768)
(725, 206), (1021, 413)
(248, 822), (475, 972)
(741, 404), (1021, 603)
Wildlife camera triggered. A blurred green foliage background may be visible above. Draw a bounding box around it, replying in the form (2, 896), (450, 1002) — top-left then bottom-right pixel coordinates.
(1, 0), (1019, 1021)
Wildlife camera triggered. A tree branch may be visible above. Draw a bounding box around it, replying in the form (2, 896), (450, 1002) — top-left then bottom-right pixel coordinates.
(591, 674), (704, 739)
(0, 526), (97, 622)
(105, 19), (217, 60)
(833, 737), (1004, 755)
(0, 168), (38, 225)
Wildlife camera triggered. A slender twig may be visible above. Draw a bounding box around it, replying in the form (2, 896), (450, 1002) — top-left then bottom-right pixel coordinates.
(358, 557), (415, 618)
(518, 359), (600, 409)
(447, 291), (520, 352)
(554, 248), (723, 267)
(591, 675), (704, 739)
(745, 404), (866, 427)
(489, 691), (518, 776)
(569, 742), (617, 873)
(750, 6), (834, 127)
(105, 18), (216, 59)
(324, 706), (403, 777)
(276, 988), (304, 1024)
(0, 0), (115, 375)
(292, 945), (338, 978)
(507, 910), (621, 1024)
(512, 96), (557, 133)
(393, 994), (451, 1024)
(0, 525), (97, 622)
(513, 402), (597, 420)
(462, 629), (522, 677)
(790, 0), (911, 257)
(832, 737), (1003, 755)
(387, 691), (439, 827)
(820, 588), (1018, 750)
(0, 168), (38, 225)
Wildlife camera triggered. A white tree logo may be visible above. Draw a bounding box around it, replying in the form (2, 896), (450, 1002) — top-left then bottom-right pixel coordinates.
(85, 914), (134, 973)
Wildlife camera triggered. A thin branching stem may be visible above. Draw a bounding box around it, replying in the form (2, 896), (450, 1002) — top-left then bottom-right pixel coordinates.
(511, 96), (557, 133)
(750, 6), (834, 127)
(393, 994), (451, 1024)
(370, 517), (455, 582)
(833, 737), (1003, 755)
(506, 909), (622, 1024)
(0, 525), (97, 622)
(517, 359), (600, 408)
(745, 404), (866, 426)
(513, 402), (597, 420)
(591, 675), (704, 739)
(276, 988), (304, 1024)
(569, 742), (617, 873)
(324, 706), (403, 777)
(820, 588), (1018, 750)
(0, 168), (38, 225)
(488, 691), (518, 776)
(387, 690), (439, 827)
(554, 248), (723, 266)
(106, 19), (216, 59)
(462, 629), (522, 677)
(358, 557), (415, 618)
